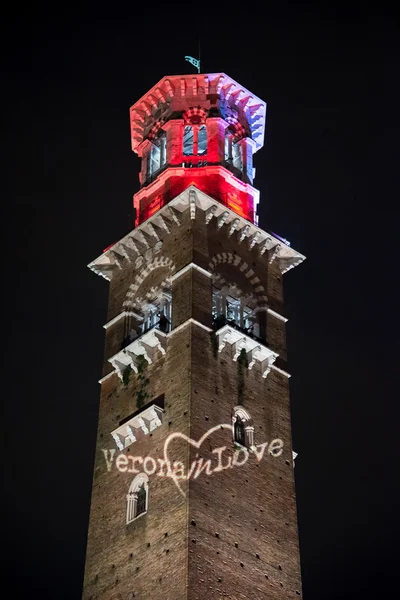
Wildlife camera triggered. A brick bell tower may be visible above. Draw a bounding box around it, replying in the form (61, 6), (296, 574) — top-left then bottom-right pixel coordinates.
(84, 73), (305, 600)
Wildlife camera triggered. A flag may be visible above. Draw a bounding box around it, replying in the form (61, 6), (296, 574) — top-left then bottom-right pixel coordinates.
(185, 56), (200, 73)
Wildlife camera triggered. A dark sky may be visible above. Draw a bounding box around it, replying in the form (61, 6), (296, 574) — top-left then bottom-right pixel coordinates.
(3, 4), (399, 599)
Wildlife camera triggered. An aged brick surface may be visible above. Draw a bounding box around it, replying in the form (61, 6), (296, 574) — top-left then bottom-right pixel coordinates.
(187, 325), (301, 600)
(83, 203), (302, 599)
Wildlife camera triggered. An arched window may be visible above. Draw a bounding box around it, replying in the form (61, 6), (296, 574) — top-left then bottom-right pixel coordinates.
(140, 290), (171, 334)
(183, 124), (207, 157)
(224, 133), (231, 161)
(136, 485), (147, 516)
(212, 284), (257, 335)
(232, 141), (242, 170)
(149, 132), (167, 177)
(234, 416), (245, 446)
(198, 125), (207, 155)
(232, 406), (254, 448)
(224, 130), (242, 173)
(127, 473), (149, 524)
(183, 126), (194, 155)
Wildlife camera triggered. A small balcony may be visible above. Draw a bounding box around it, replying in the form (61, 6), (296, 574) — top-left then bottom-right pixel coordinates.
(111, 402), (164, 450)
(214, 322), (278, 379)
(120, 318), (171, 351)
(212, 314), (267, 346)
(109, 327), (168, 381)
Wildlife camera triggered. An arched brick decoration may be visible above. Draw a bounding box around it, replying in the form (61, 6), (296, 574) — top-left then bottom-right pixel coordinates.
(123, 256), (175, 309)
(208, 252), (268, 306)
(183, 107), (208, 124)
(130, 278), (172, 312)
(212, 273), (256, 307)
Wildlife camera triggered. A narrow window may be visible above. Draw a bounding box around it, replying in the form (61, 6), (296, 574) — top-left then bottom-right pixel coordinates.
(127, 473), (149, 524)
(234, 416), (246, 445)
(136, 485), (147, 516)
(198, 125), (207, 155)
(149, 143), (161, 176)
(183, 126), (194, 155)
(158, 292), (171, 333)
(212, 287), (227, 329)
(225, 134), (231, 161)
(148, 132), (166, 177)
(232, 141), (242, 171)
(160, 132), (167, 167)
(232, 407), (254, 448)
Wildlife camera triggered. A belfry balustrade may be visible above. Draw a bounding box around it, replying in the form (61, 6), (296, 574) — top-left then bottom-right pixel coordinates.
(212, 289), (278, 379)
(109, 326), (167, 382)
(121, 316), (171, 351)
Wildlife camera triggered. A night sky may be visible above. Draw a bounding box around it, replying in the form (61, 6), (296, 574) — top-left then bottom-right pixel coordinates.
(4, 4), (399, 599)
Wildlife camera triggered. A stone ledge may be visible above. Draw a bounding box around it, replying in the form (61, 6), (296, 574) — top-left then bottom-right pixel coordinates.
(216, 324), (279, 378)
(109, 328), (167, 380)
(111, 404), (164, 450)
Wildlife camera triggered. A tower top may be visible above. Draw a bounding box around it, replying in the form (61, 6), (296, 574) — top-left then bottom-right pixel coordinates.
(130, 73), (266, 154)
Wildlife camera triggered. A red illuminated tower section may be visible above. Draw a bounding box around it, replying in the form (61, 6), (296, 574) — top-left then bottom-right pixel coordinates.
(84, 73), (306, 600)
(131, 74), (264, 226)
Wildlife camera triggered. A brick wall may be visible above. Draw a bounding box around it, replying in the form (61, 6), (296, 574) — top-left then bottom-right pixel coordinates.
(83, 204), (301, 599)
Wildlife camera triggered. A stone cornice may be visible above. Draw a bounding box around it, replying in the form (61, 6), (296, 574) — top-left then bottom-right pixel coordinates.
(132, 164), (259, 205)
(88, 186), (306, 282)
(130, 73), (266, 152)
(171, 262), (212, 282)
(103, 311), (143, 329)
(100, 318), (213, 383)
(215, 324), (279, 379)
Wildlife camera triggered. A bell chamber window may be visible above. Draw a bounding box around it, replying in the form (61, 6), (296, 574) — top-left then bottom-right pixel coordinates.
(212, 285), (260, 339)
(141, 290), (172, 334)
(127, 473), (149, 524)
(183, 125), (207, 156)
(121, 290), (172, 349)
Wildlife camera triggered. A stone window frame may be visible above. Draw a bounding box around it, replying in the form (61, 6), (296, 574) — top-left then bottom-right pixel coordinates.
(126, 473), (149, 524)
(232, 406), (254, 449)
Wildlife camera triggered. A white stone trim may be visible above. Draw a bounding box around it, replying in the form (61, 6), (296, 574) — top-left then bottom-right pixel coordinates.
(103, 311), (143, 329)
(111, 404), (164, 450)
(104, 319), (212, 381)
(171, 262), (213, 282)
(253, 306), (288, 323)
(216, 324), (278, 378)
(267, 308), (288, 323)
(127, 473), (149, 523)
(88, 185), (305, 281)
(232, 406), (254, 447)
(168, 318), (213, 336)
(98, 371), (115, 384)
(270, 364), (291, 378)
(108, 329), (167, 380)
(130, 73), (266, 152)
